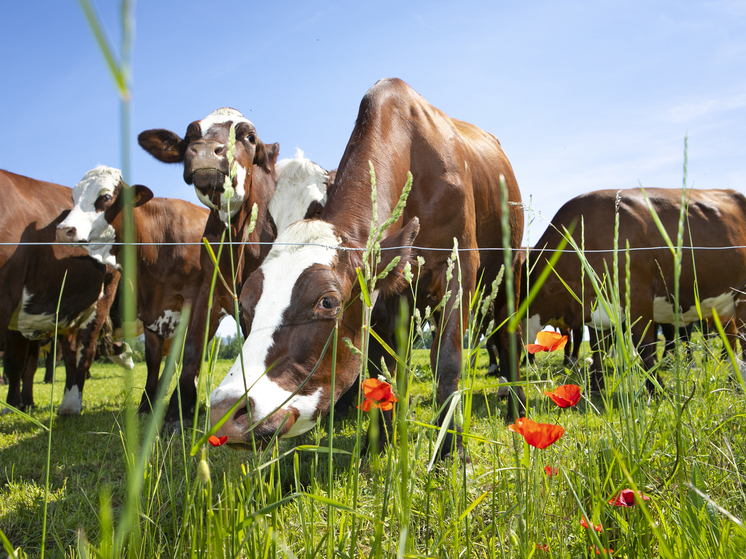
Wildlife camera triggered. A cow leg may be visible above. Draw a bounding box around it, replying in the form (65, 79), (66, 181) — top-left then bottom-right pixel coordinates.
(631, 319), (661, 395)
(21, 339), (40, 408)
(431, 265), (479, 461)
(3, 331), (31, 411)
(564, 326), (583, 367)
(164, 290), (224, 431)
(587, 327), (607, 393)
(59, 266), (120, 416)
(139, 329), (165, 413)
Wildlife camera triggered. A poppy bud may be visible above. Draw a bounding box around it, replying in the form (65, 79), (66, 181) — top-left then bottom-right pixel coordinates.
(197, 459), (210, 485)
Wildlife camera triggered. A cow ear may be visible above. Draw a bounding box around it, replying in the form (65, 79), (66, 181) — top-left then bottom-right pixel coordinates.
(255, 141), (280, 171)
(374, 217), (420, 298)
(132, 184), (154, 208)
(138, 129), (187, 163)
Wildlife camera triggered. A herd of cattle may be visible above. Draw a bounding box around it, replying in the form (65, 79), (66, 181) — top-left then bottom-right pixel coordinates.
(2, 78), (745, 457)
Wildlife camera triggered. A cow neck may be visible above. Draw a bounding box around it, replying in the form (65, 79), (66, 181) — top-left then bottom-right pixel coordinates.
(205, 164), (274, 286)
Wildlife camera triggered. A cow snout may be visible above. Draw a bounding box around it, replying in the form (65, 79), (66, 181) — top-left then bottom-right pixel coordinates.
(210, 396), (255, 444)
(56, 224), (83, 243)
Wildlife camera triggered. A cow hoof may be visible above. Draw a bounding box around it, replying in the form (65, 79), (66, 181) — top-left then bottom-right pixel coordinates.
(58, 386), (82, 415)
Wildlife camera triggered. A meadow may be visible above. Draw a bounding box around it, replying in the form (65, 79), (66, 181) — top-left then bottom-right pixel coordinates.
(1, 331), (745, 558)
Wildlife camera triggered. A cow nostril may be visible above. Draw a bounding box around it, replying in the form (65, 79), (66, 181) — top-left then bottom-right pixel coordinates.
(232, 397), (254, 430)
(66, 227), (76, 238)
(214, 144), (225, 156)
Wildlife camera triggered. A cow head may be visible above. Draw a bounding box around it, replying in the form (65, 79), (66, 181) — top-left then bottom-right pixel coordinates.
(209, 217), (420, 447)
(269, 149), (330, 235)
(56, 166), (153, 266)
(138, 108), (278, 221)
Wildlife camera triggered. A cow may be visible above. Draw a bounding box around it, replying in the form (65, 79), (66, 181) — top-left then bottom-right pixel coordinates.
(56, 166), (209, 411)
(523, 187), (746, 393)
(137, 119), (332, 428)
(0, 169), (119, 414)
(209, 78), (525, 459)
(137, 108), (280, 428)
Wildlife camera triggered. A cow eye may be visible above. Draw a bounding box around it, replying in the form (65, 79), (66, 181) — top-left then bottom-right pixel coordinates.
(102, 194), (112, 202)
(248, 134), (256, 144)
(317, 296), (338, 313)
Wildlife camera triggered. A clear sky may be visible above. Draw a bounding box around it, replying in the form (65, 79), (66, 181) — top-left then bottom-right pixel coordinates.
(2, 1), (745, 334)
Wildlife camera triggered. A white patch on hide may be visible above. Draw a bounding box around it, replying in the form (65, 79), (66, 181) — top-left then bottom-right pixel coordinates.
(146, 310), (181, 339)
(588, 304), (615, 331)
(270, 149), (328, 234)
(653, 292), (736, 325)
(210, 220), (341, 437)
(526, 314), (542, 344)
(59, 385), (82, 415)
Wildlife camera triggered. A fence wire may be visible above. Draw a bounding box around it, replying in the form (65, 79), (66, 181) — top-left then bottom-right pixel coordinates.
(3, 241), (746, 254)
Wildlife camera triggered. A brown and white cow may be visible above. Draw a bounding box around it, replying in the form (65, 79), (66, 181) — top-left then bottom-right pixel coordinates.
(138, 118), (331, 427)
(0, 170), (119, 414)
(138, 108), (280, 427)
(56, 166), (209, 411)
(209, 78), (525, 457)
(523, 187), (746, 392)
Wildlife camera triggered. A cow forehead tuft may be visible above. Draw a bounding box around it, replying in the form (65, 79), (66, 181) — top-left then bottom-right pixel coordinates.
(74, 166), (122, 197)
(265, 220), (340, 262)
(200, 107), (254, 136)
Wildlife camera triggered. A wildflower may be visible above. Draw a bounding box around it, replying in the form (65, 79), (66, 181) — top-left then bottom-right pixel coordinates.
(544, 465), (559, 477)
(580, 516), (603, 532)
(609, 488), (650, 507)
(590, 545), (613, 555)
(526, 330), (568, 354)
(543, 384), (582, 408)
(208, 435), (228, 447)
(536, 543), (549, 552)
(508, 417), (565, 449)
(358, 378), (398, 412)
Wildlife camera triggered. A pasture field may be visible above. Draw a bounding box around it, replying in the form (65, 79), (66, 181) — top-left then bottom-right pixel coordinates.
(1, 336), (745, 558)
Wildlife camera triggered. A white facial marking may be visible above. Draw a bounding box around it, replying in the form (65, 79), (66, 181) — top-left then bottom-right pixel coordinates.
(58, 165), (121, 267)
(653, 293), (735, 324)
(59, 386), (82, 415)
(270, 149), (328, 235)
(146, 310), (182, 339)
(200, 108), (254, 221)
(210, 220), (341, 437)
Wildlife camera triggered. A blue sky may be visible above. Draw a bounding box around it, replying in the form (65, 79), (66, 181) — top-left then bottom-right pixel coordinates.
(2, 1), (745, 334)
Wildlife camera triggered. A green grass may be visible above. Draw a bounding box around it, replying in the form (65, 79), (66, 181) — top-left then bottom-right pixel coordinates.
(2, 336), (745, 558)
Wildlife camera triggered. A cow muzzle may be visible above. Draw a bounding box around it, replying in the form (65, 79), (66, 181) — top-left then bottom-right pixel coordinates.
(56, 224), (86, 244)
(185, 140), (229, 188)
(210, 397), (299, 449)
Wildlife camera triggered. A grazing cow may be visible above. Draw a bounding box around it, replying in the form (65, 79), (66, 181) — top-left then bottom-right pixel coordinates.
(523, 187), (746, 392)
(209, 78), (525, 458)
(138, 118), (332, 427)
(56, 166), (209, 411)
(0, 170), (119, 414)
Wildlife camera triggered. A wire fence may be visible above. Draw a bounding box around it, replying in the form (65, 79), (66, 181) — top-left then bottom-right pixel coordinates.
(4, 241), (746, 254)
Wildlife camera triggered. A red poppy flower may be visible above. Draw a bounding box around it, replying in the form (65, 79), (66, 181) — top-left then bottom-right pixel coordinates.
(544, 465), (559, 476)
(526, 331), (568, 354)
(590, 546), (613, 555)
(208, 435), (228, 447)
(536, 543), (549, 552)
(580, 516), (603, 532)
(543, 384), (582, 408)
(508, 417), (565, 449)
(358, 378), (398, 412)
(609, 488), (650, 507)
